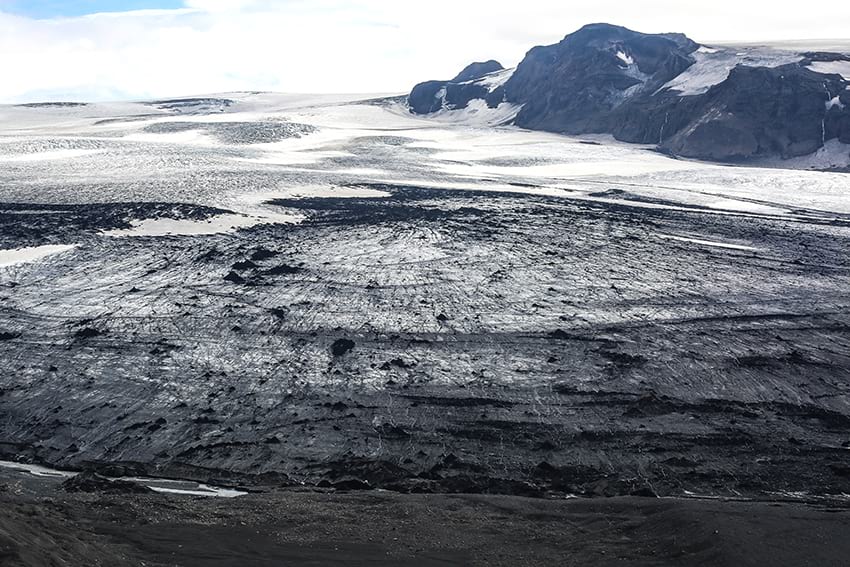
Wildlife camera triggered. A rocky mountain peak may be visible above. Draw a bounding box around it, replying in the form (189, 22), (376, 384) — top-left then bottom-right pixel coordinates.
(408, 23), (850, 167)
(452, 60), (504, 83)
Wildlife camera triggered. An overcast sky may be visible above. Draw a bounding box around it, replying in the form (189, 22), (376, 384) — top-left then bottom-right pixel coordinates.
(1, 0), (849, 102)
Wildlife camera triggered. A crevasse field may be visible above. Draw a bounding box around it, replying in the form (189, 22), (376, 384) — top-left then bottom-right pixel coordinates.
(1, 93), (849, 499)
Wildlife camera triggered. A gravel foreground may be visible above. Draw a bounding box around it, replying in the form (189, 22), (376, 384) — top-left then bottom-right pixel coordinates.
(2, 469), (850, 567)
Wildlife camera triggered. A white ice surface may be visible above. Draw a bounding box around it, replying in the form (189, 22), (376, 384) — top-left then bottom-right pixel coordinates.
(123, 129), (218, 147)
(1, 91), (849, 235)
(249, 98), (850, 217)
(715, 39), (850, 52)
(807, 61), (850, 80)
(420, 99), (522, 127)
(0, 245), (77, 267)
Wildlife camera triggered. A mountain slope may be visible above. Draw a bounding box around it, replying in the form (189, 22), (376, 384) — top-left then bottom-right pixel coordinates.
(408, 23), (850, 167)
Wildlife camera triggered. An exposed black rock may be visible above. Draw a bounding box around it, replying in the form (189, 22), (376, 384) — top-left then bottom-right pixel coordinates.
(223, 271), (245, 284)
(323, 477), (373, 491)
(74, 327), (104, 339)
(662, 64), (850, 160)
(16, 102), (88, 108)
(231, 260), (257, 271)
(146, 97), (234, 114)
(409, 60), (508, 115)
(61, 472), (152, 494)
(505, 23), (698, 134)
(250, 247), (278, 261)
(142, 120), (316, 144)
(263, 264), (301, 276)
(0, 201), (229, 249)
(331, 338), (356, 357)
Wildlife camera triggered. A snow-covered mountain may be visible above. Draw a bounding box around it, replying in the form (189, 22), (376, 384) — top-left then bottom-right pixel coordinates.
(408, 23), (850, 168)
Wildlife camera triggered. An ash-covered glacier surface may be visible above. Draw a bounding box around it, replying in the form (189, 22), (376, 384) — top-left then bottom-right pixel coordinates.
(1, 92), (849, 499)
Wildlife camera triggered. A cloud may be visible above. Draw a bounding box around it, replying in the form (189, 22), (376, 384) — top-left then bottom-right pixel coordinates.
(1, 1), (848, 102)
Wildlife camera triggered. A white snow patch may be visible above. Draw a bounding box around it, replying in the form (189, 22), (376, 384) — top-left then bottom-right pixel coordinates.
(0, 149), (104, 162)
(271, 185), (392, 199)
(434, 86), (448, 110)
(705, 199), (788, 215)
(120, 477), (247, 498)
(103, 212), (302, 237)
(124, 129), (217, 147)
(0, 460), (75, 478)
(697, 46), (720, 54)
(616, 51), (634, 66)
(421, 99), (522, 127)
(753, 138), (850, 171)
(658, 234), (759, 251)
(826, 96), (845, 110)
(0, 244), (76, 267)
(680, 490), (732, 501)
(470, 67), (515, 92)
(663, 47), (803, 96)
(332, 167), (390, 177)
(806, 61), (850, 80)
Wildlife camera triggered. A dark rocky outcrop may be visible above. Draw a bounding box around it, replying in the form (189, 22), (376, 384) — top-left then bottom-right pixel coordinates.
(331, 338), (356, 357)
(505, 23), (699, 134)
(408, 23), (850, 165)
(452, 60), (504, 83)
(61, 472), (152, 494)
(409, 60), (509, 115)
(662, 64), (850, 161)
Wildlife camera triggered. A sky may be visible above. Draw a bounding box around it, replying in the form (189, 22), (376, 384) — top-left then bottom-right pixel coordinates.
(1, 0), (849, 103)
